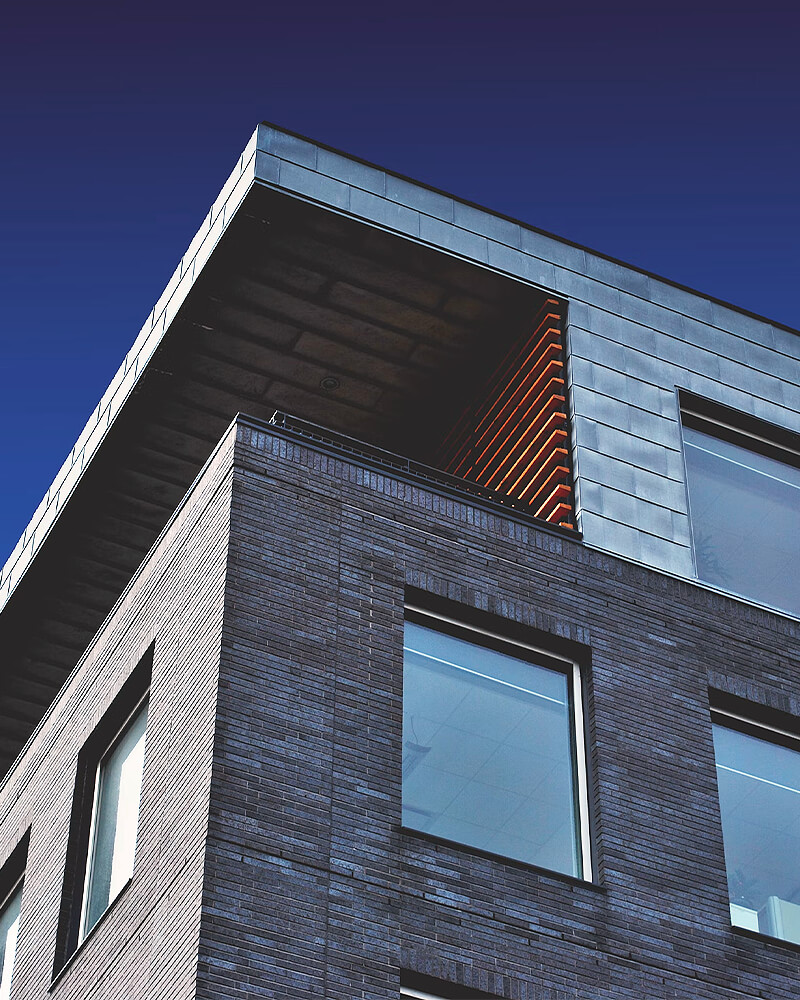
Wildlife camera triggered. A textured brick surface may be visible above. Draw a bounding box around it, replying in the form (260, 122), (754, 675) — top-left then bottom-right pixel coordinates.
(0, 426), (235, 999)
(195, 421), (800, 1000)
(5, 415), (800, 999)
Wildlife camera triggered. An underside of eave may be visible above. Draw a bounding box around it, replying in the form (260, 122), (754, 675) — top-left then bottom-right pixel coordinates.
(0, 184), (551, 777)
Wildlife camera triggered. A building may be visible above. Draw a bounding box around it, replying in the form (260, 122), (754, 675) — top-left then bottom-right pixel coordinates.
(1, 123), (799, 1000)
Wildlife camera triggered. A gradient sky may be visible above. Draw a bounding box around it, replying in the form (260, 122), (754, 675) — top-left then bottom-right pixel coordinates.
(1, 0), (799, 564)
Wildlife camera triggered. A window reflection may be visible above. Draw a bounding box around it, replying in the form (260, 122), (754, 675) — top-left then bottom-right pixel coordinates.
(684, 425), (800, 617)
(0, 883), (22, 1000)
(713, 721), (800, 944)
(81, 699), (148, 940)
(402, 616), (585, 878)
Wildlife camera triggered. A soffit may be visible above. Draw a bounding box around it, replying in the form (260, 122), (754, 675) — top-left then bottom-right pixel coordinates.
(0, 182), (545, 776)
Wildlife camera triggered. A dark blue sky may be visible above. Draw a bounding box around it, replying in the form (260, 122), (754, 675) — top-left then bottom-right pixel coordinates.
(2, 0), (799, 564)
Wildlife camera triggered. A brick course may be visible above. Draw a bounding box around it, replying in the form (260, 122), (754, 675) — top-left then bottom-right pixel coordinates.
(0, 426), (235, 1000)
(4, 415), (800, 999)
(199, 420), (800, 1000)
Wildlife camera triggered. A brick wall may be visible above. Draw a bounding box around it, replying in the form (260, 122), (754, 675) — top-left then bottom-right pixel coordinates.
(0, 425), (235, 1000)
(5, 412), (800, 1000)
(198, 419), (800, 1000)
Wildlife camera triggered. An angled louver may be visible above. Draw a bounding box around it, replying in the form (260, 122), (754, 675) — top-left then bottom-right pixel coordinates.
(438, 298), (575, 529)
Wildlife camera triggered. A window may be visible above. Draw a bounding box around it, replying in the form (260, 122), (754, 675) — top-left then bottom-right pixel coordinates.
(712, 707), (800, 944)
(54, 650), (152, 972)
(402, 607), (591, 879)
(681, 394), (800, 617)
(0, 835), (27, 1000)
(0, 882), (22, 1000)
(80, 696), (149, 941)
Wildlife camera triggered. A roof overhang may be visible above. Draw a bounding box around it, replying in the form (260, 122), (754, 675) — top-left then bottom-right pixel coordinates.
(0, 124), (553, 774)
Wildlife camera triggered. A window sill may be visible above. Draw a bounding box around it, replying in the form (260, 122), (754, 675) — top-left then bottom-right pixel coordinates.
(731, 923), (800, 954)
(399, 826), (603, 892)
(49, 877), (133, 991)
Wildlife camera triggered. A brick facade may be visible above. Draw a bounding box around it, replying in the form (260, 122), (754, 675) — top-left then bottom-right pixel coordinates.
(0, 428), (234, 1000)
(197, 419), (800, 1000)
(3, 414), (800, 998)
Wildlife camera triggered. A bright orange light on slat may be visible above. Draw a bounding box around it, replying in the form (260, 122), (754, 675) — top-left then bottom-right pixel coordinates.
(437, 297), (575, 528)
(467, 368), (564, 476)
(477, 399), (566, 488)
(502, 427), (568, 496)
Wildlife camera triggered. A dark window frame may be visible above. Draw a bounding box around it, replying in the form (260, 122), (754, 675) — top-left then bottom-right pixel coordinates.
(710, 693), (800, 946)
(0, 832), (28, 997)
(53, 647), (152, 975)
(402, 601), (594, 881)
(679, 390), (800, 614)
(681, 391), (800, 472)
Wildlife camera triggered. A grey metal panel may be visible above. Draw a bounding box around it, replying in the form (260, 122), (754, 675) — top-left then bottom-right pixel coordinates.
(571, 385), (678, 449)
(316, 147), (387, 196)
(679, 371), (800, 434)
(651, 332), (724, 382)
(570, 326), (671, 388)
(577, 510), (641, 562)
(385, 174), (455, 223)
(256, 124), (318, 168)
(279, 161), (352, 212)
(772, 325), (800, 360)
(637, 525), (695, 577)
(580, 479), (681, 541)
(576, 448), (688, 513)
(574, 416), (684, 480)
(556, 272), (623, 315)
(584, 295), (800, 385)
(253, 150), (280, 185)
(716, 355), (788, 408)
(710, 299), (784, 350)
(565, 300), (590, 330)
(487, 242), (556, 292)
(680, 314), (800, 377)
(418, 215), (489, 263)
(570, 357), (677, 418)
(579, 511), (694, 576)
(569, 326), (627, 375)
(644, 275), (715, 325)
(454, 202), (521, 248)
(582, 254), (653, 301)
(520, 227), (587, 274)
(348, 188), (421, 238)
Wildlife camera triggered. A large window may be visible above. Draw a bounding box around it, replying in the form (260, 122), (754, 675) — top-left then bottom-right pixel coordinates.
(712, 708), (800, 944)
(0, 882), (22, 1000)
(681, 396), (800, 617)
(80, 697), (149, 941)
(402, 607), (591, 879)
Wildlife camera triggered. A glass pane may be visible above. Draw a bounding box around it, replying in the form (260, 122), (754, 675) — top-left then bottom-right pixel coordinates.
(0, 884), (22, 1000)
(684, 426), (800, 617)
(713, 723), (800, 944)
(83, 700), (149, 937)
(402, 621), (580, 877)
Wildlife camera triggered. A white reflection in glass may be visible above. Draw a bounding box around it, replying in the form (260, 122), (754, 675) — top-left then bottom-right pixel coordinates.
(713, 723), (800, 944)
(684, 426), (800, 616)
(0, 883), (22, 1000)
(402, 621), (580, 877)
(82, 700), (148, 939)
